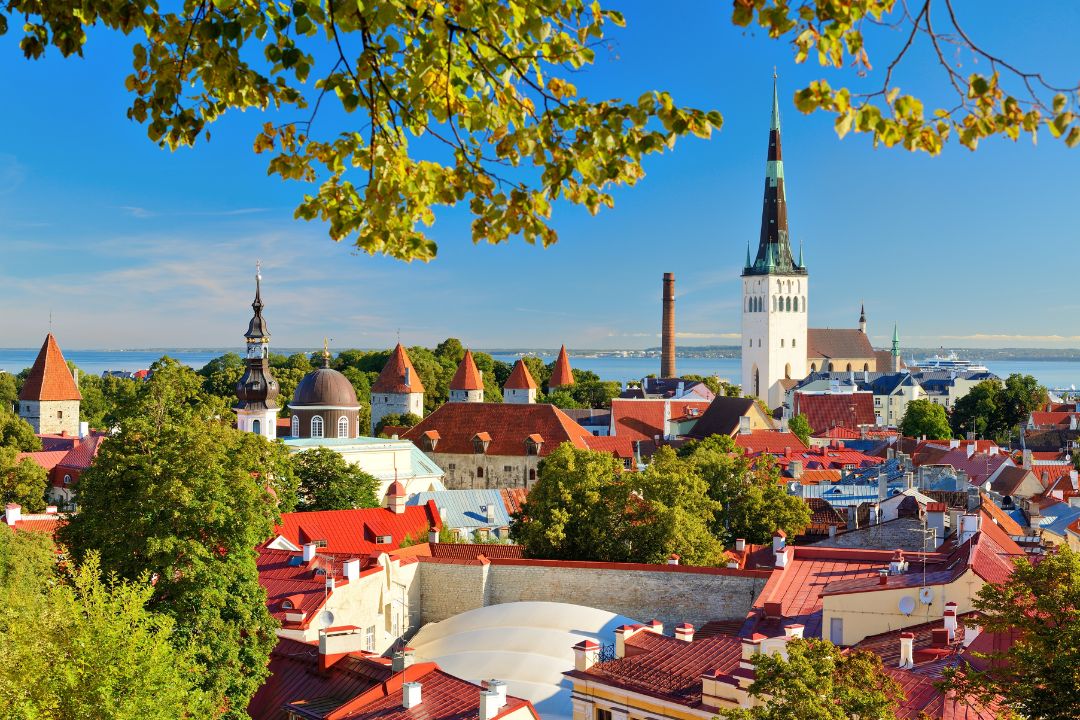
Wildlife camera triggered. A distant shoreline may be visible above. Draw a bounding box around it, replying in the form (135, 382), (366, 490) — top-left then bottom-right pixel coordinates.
(2, 345), (1080, 362)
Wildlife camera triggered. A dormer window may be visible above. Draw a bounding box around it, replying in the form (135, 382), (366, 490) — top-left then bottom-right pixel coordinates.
(375, 535), (392, 544)
(473, 432), (492, 454)
(281, 599), (294, 610)
(422, 430), (440, 452)
(525, 433), (544, 456)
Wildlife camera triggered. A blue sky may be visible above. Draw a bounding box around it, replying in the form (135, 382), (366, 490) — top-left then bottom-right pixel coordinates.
(1, 2), (1078, 351)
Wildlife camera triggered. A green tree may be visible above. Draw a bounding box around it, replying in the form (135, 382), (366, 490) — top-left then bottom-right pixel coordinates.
(375, 412), (423, 436)
(6, 2), (1075, 261)
(198, 352), (247, 400)
(270, 366), (307, 418)
(0, 530), (214, 719)
(951, 379), (1001, 440)
(787, 413), (812, 445)
(0, 372), (17, 413)
(292, 447), (380, 511)
(942, 546), (1080, 720)
(898, 398), (952, 439)
(681, 435), (810, 545)
(683, 374), (741, 398)
(538, 389), (586, 410)
(0, 446), (48, 513)
(719, 637), (902, 720)
(58, 358), (297, 719)
(0, 408), (42, 451)
(635, 446), (724, 566)
(999, 373), (1048, 438)
(511, 443), (652, 563)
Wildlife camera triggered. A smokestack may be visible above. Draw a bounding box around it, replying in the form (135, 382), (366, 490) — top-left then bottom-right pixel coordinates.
(662, 272), (676, 378)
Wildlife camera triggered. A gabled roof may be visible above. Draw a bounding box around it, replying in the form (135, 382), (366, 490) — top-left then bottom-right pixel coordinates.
(988, 465), (1036, 498)
(503, 359), (537, 390)
(549, 345), (574, 388)
(682, 397), (758, 440)
(19, 334), (81, 401)
(269, 503), (441, 556)
(609, 398), (711, 441)
(407, 489), (511, 529)
(246, 637), (393, 720)
(734, 430), (807, 455)
(449, 350), (483, 391)
(403, 402), (593, 457)
(371, 344), (425, 394)
(793, 392), (876, 433)
(806, 328), (875, 360)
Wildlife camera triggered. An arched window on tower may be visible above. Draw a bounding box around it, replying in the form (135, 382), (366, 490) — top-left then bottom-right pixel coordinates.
(863, 363), (870, 372)
(785, 363), (791, 379)
(311, 415), (324, 438)
(337, 416), (349, 438)
(291, 415), (299, 436)
(802, 296), (807, 312)
(781, 339), (785, 347)
(793, 297), (799, 312)
(793, 338), (797, 348)
(786, 297), (792, 312)
(846, 363), (853, 372)
(252, 419), (261, 435)
(826, 362), (834, 372)
(772, 296), (777, 312)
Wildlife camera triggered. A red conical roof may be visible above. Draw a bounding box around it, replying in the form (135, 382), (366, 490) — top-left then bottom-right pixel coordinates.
(450, 350), (484, 391)
(549, 345), (574, 388)
(372, 343), (425, 394)
(19, 333), (81, 402)
(504, 359), (537, 390)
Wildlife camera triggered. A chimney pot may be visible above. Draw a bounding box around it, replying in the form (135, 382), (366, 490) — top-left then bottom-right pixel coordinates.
(429, 528), (440, 544)
(303, 543), (317, 563)
(899, 632), (915, 668)
(572, 639), (600, 671)
(667, 553), (680, 565)
(735, 538), (746, 552)
(675, 623), (695, 642)
(343, 558), (361, 580)
(4, 503), (21, 526)
(479, 690), (505, 720)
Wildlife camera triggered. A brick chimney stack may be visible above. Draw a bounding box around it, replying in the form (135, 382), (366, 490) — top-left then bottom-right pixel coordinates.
(662, 272), (676, 378)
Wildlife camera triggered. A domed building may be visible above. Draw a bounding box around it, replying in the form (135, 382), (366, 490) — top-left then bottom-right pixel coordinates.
(288, 349), (362, 440)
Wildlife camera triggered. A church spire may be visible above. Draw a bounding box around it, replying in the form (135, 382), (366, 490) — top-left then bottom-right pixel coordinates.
(744, 75), (803, 277)
(236, 266), (280, 437)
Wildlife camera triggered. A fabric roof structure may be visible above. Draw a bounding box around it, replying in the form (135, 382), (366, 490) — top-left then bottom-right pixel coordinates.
(19, 333), (81, 402)
(409, 601), (639, 720)
(372, 344), (425, 394)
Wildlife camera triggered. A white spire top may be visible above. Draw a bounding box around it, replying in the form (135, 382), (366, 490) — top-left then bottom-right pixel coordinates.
(771, 70), (781, 131)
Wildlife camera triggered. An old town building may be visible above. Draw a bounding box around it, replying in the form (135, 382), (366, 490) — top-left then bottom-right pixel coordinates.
(17, 333), (81, 436)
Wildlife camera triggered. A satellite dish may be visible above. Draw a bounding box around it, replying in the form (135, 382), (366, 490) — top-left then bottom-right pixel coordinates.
(918, 587), (935, 605)
(317, 610), (335, 629)
(898, 596), (916, 615)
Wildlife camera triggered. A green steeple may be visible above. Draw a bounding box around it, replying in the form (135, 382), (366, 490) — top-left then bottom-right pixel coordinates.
(891, 324), (900, 357)
(745, 241), (752, 269)
(798, 238), (804, 268)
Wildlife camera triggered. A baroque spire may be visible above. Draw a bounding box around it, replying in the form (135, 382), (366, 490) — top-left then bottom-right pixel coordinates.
(744, 75), (803, 277)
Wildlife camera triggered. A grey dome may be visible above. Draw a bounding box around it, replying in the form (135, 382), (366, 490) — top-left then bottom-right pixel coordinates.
(291, 367), (359, 408)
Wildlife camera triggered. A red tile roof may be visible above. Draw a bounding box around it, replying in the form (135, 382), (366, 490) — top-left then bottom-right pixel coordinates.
(247, 637), (393, 720)
(449, 350), (483, 391)
(3, 507), (63, 536)
(798, 468), (843, 484)
(734, 430), (807, 455)
(925, 448), (1011, 486)
(372, 344), (425, 394)
(549, 345), (574, 388)
(742, 546), (891, 638)
(610, 399), (710, 442)
(571, 629), (744, 705)
(499, 488), (528, 516)
(17, 449), (70, 472)
(1028, 411), (1074, 428)
(325, 663), (537, 720)
(793, 392), (876, 434)
(258, 547), (372, 627)
(427, 542), (525, 560)
(979, 496), (1025, 536)
(270, 503), (441, 556)
(403, 403), (593, 457)
(503, 360), (537, 390)
(582, 435), (637, 460)
(18, 334), (81, 402)
(807, 328), (876, 360)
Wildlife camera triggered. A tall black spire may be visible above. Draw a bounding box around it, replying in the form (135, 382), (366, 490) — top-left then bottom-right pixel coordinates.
(744, 75), (805, 277)
(237, 264), (280, 411)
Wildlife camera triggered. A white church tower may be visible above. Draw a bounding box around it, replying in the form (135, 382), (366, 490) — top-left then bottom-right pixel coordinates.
(741, 76), (808, 410)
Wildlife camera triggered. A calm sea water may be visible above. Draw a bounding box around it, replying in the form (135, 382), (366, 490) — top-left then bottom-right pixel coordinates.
(3, 349), (1080, 390)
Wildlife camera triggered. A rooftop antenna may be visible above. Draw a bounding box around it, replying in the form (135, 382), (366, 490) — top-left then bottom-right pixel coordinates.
(49, 309), (53, 332)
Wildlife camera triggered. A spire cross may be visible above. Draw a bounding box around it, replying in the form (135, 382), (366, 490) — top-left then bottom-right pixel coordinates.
(256, 259), (262, 279)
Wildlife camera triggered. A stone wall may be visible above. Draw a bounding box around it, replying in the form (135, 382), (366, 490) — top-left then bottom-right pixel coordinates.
(416, 558), (769, 629)
(20, 399), (80, 436)
(431, 452), (540, 490)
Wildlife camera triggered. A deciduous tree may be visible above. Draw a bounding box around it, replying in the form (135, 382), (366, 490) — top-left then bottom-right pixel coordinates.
(0, 531), (214, 719)
(375, 412), (423, 436)
(292, 446), (380, 510)
(719, 637), (902, 720)
(10, 2), (1066, 260)
(59, 358), (297, 720)
(0, 408), (41, 451)
(942, 546), (1080, 720)
(787, 413), (812, 445)
(898, 398), (952, 439)
(0, 446), (47, 513)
